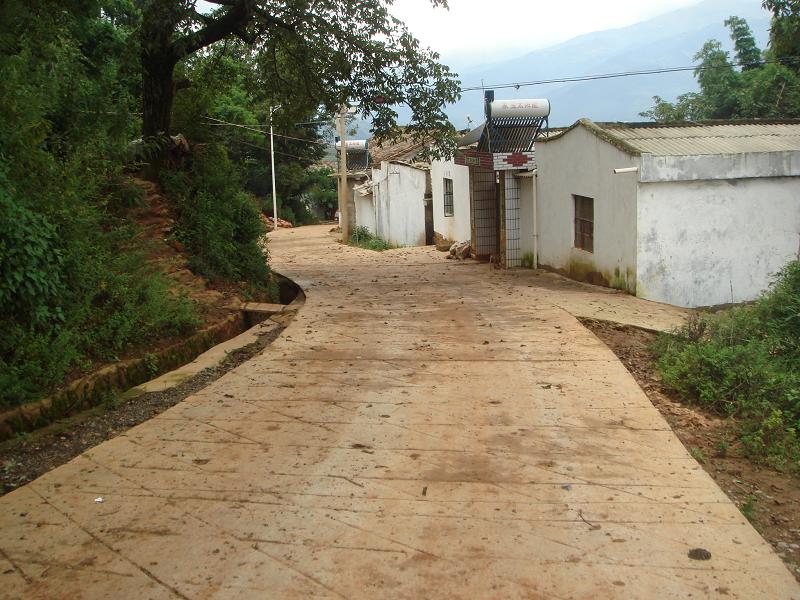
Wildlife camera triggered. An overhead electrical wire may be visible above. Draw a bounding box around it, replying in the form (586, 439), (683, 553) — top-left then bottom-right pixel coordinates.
(459, 56), (800, 93)
(202, 115), (329, 145)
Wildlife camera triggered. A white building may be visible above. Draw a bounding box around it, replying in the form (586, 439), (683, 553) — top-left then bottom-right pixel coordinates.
(430, 158), (470, 245)
(430, 92), (546, 266)
(369, 161), (431, 247)
(351, 137), (434, 247)
(535, 119), (800, 307)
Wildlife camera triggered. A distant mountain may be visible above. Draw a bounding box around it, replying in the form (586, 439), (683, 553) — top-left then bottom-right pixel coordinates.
(450, 0), (771, 127)
(358, 0), (770, 136)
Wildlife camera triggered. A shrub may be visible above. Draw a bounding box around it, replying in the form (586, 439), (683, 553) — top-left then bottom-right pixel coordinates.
(654, 261), (800, 471)
(0, 8), (199, 409)
(349, 226), (394, 251)
(162, 144), (272, 287)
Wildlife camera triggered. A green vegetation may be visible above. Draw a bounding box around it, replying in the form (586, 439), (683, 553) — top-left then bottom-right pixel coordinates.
(1, 1), (458, 411)
(642, 4), (800, 121)
(654, 261), (800, 471)
(0, 2), (199, 409)
(521, 252), (535, 269)
(161, 145), (270, 285)
(349, 226), (395, 252)
(740, 495), (759, 522)
(688, 447), (707, 464)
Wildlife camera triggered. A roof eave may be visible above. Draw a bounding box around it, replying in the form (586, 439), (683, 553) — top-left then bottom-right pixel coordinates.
(538, 118), (642, 155)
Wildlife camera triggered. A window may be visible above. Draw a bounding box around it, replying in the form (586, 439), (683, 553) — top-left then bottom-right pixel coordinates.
(574, 195), (594, 252)
(443, 177), (454, 217)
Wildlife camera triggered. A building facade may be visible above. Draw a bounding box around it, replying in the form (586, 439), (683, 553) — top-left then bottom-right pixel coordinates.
(535, 119), (800, 307)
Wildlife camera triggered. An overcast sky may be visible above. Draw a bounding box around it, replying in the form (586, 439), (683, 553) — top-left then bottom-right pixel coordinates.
(197, 0), (706, 65)
(389, 0), (704, 65)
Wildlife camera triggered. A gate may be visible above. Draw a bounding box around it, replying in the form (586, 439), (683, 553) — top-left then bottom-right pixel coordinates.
(470, 168), (498, 259)
(504, 174), (521, 267)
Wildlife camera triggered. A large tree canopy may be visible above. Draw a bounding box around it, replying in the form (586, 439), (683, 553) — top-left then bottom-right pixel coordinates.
(138, 0), (460, 151)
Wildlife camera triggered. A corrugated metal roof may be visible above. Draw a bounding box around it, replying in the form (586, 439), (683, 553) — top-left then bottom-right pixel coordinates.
(598, 122), (800, 156)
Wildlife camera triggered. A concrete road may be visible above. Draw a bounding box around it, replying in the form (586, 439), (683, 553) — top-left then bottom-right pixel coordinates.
(1, 224), (797, 599)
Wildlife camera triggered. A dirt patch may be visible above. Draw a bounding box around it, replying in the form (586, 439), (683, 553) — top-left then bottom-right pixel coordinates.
(580, 317), (800, 582)
(0, 324), (284, 497)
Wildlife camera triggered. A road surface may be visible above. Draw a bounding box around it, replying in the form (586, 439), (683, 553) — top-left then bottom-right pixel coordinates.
(1, 224), (797, 599)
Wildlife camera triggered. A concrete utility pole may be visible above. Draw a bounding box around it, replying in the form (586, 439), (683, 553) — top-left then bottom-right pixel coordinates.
(269, 105), (280, 232)
(337, 105), (350, 242)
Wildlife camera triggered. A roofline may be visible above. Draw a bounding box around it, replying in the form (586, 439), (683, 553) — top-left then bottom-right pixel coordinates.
(538, 119), (642, 155)
(601, 117), (800, 128)
(539, 117), (800, 155)
(376, 159), (430, 172)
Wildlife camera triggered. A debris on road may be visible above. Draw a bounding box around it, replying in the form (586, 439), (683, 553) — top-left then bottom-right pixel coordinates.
(447, 241), (472, 260)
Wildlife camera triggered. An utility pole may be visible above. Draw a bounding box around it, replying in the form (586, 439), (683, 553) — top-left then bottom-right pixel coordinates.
(269, 105), (280, 232)
(337, 105), (350, 242)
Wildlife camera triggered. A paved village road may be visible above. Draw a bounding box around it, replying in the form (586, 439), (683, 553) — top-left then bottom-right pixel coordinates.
(1, 224), (798, 599)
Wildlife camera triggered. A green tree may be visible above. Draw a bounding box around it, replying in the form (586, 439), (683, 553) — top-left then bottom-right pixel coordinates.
(724, 16), (762, 69)
(639, 93), (705, 122)
(763, 0), (800, 69)
(642, 11), (800, 122)
(136, 1), (460, 152)
(0, 0), (199, 407)
(693, 40), (740, 119)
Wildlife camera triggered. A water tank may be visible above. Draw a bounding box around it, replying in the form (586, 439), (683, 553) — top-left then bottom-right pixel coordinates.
(335, 139), (368, 151)
(490, 99), (550, 119)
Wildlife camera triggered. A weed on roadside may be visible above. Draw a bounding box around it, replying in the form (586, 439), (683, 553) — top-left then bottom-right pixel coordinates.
(741, 495), (758, 522)
(652, 260), (800, 472)
(349, 226), (394, 251)
(689, 447), (707, 464)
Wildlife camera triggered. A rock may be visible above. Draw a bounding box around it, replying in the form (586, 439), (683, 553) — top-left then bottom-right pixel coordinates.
(449, 241), (472, 260)
(433, 231), (453, 252)
(688, 548), (712, 561)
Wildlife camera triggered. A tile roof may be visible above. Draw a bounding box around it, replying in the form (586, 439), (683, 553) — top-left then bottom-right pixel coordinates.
(550, 119), (800, 156)
(369, 135), (425, 164)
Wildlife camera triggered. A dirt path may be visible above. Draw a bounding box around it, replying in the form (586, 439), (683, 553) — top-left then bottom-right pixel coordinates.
(1, 224), (797, 599)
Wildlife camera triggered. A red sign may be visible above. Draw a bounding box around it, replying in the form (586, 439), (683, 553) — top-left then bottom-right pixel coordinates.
(503, 153), (530, 168)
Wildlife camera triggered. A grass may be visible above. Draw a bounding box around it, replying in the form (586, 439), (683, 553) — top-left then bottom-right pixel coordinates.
(653, 260), (800, 472)
(689, 447), (707, 464)
(349, 226), (395, 251)
(740, 495), (758, 522)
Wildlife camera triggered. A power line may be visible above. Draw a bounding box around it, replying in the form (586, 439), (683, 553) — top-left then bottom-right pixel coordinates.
(459, 56), (800, 93)
(202, 115), (329, 145)
(233, 138), (319, 162)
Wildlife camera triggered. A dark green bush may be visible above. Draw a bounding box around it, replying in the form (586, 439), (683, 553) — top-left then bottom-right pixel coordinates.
(654, 261), (800, 470)
(0, 3), (199, 409)
(161, 144), (272, 287)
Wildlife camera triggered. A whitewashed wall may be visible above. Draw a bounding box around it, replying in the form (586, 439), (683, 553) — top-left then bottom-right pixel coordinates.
(535, 125), (639, 292)
(637, 177), (800, 307)
(372, 162), (428, 247)
(431, 159), (471, 243)
(518, 175), (537, 260)
(353, 189), (376, 235)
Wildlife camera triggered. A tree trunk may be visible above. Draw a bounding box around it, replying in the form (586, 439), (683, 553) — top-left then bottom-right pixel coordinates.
(141, 53), (177, 138)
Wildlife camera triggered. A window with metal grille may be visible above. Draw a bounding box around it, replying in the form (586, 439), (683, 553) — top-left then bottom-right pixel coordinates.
(574, 195), (594, 253)
(443, 178), (454, 217)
